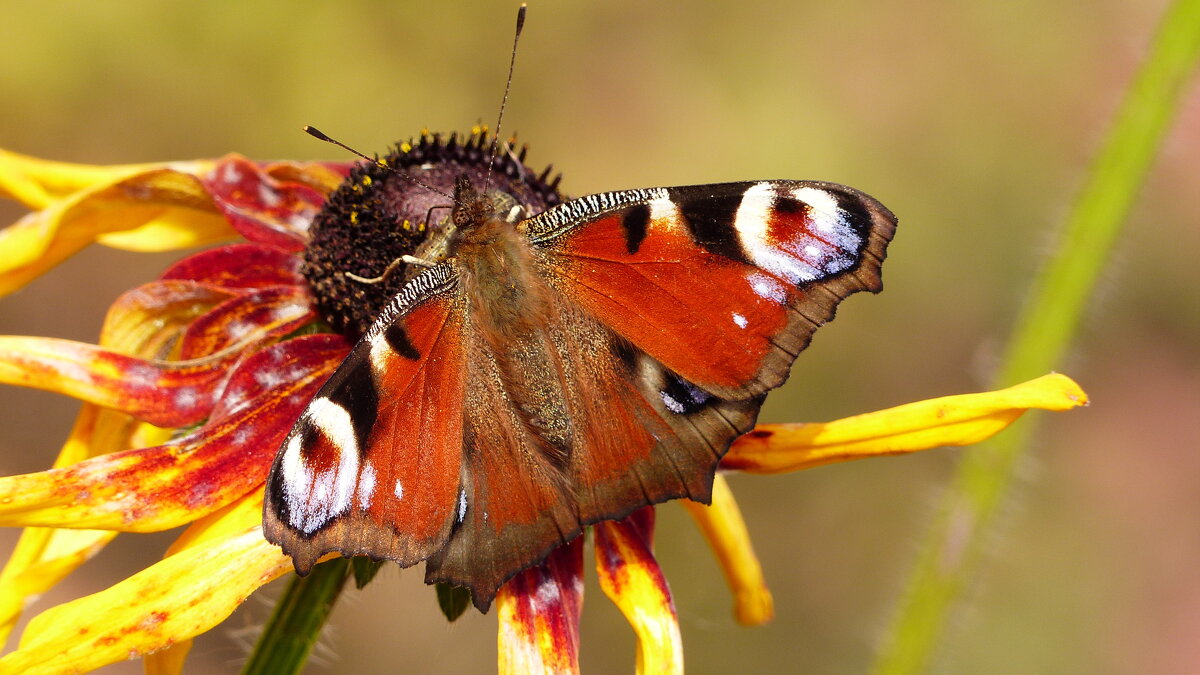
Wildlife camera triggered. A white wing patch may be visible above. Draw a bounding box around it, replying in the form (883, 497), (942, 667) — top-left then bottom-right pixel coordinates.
(735, 183), (863, 284)
(278, 397), (362, 534)
(357, 462), (377, 511)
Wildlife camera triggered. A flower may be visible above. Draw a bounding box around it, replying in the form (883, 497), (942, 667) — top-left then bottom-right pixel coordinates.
(0, 143), (1087, 674)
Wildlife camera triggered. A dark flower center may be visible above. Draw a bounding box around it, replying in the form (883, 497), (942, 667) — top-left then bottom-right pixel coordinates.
(302, 131), (563, 339)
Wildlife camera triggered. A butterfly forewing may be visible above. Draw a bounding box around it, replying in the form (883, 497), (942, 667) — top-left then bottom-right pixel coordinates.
(263, 268), (467, 574)
(528, 180), (895, 400)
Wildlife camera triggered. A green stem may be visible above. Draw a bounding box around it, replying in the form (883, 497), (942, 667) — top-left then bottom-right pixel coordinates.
(873, 2), (1200, 673)
(241, 558), (351, 675)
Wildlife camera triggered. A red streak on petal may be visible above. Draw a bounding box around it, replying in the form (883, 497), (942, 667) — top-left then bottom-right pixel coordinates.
(201, 156), (328, 251)
(177, 286), (315, 360)
(498, 538), (584, 674)
(0, 335), (348, 531)
(0, 287), (317, 426)
(159, 243), (305, 291)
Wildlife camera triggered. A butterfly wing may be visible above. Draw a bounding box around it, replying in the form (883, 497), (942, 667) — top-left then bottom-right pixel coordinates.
(526, 180), (895, 400)
(262, 268), (467, 574)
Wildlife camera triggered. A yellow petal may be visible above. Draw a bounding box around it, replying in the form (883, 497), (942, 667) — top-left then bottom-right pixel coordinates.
(0, 164), (231, 297)
(143, 639), (191, 675)
(681, 474), (774, 626)
(722, 373), (1088, 474)
(594, 510), (683, 675)
(0, 528), (116, 646)
(0, 524), (291, 674)
(0, 149), (166, 209)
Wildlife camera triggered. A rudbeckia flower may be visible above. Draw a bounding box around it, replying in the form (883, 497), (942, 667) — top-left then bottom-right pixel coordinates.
(0, 138), (1086, 674)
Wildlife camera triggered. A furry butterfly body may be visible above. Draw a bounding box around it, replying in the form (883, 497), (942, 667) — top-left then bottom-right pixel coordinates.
(264, 161), (896, 611)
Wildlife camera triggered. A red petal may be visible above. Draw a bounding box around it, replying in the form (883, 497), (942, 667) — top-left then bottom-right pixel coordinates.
(497, 538), (585, 675)
(0, 335), (348, 531)
(100, 280), (235, 356)
(200, 156), (327, 251)
(176, 286), (315, 360)
(159, 243), (305, 291)
(0, 287), (316, 426)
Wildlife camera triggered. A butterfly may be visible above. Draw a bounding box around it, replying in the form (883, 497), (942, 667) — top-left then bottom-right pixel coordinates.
(262, 139), (896, 611)
(261, 11), (895, 614)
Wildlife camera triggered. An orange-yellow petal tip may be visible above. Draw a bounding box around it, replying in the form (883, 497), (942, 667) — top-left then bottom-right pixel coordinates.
(723, 373), (1088, 474)
(683, 474), (774, 626)
(595, 511), (684, 675)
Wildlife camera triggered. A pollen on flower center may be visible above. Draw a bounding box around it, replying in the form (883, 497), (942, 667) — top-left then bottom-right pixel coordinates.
(301, 131), (563, 340)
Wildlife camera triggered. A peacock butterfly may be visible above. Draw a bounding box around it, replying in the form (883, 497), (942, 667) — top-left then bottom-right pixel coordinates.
(261, 7), (897, 612)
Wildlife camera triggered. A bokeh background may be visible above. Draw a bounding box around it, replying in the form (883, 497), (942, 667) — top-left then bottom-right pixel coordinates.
(1, 1), (1197, 673)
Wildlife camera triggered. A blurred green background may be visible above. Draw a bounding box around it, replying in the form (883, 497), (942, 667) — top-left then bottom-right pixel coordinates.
(1, 1), (1197, 673)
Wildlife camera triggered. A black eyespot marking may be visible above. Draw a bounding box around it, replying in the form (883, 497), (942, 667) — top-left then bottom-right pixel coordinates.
(658, 372), (712, 416)
(670, 188), (748, 262)
(385, 323), (421, 360)
(831, 189), (875, 243)
(621, 204), (650, 255)
(775, 197), (803, 214)
(326, 375), (379, 455)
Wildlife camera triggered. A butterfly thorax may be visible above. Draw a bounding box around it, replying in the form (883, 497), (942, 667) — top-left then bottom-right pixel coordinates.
(450, 177), (555, 345)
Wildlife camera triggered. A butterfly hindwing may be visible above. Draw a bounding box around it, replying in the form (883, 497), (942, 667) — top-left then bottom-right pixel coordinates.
(263, 267), (467, 574)
(527, 180), (895, 400)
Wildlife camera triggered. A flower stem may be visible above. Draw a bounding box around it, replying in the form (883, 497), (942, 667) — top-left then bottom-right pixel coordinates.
(241, 558), (351, 675)
(872, 1), (1200, 672)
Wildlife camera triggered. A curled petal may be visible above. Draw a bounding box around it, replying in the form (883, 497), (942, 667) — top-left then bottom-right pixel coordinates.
(497, 538), (585, 675)
(0, 335), (346, 532)
(100, 281), (235, 355)
(0, 287), (315, 426)
(0, 149), (168, 210)
(159, 243), (306, 291)
(722, 373), (1088, 474)
(681, 474), (774, 626)
(263, 161), (353, 193)
(595, 508), (683, 675)
(200, 156), (328, 251)
(0, 164), (232, 296)
(0, 521), (292, 674)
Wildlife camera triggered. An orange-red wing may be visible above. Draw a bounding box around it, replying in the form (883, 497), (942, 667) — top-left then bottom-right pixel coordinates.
(263, 269), (466, 574)
(528, 181), (895, 400)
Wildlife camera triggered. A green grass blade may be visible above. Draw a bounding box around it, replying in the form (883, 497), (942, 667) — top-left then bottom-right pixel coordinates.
(872, 1), (1200, 672)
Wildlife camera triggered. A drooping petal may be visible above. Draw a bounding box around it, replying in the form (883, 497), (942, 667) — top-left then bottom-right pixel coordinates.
(0, 149), (170, 210)
(681, 474), (774, 626)
(0, 505), (292, 674)
(140, 490), (278, 675)
(199, 156), (328, 251)
(722, 373), (1088, 474)
(0, 287), (315, 426)
(595, 508), (683, 675)
(158, 243), (306, 291)
(0, 528), (115, 648)
(497, 538), (585, 675)
(0, 165), (233, 296)
(0, 335), (346, 532)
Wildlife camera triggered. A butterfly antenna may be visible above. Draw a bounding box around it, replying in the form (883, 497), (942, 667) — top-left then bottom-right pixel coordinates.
(483, 3), (527, 194)
(303, 125), (458, 203)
